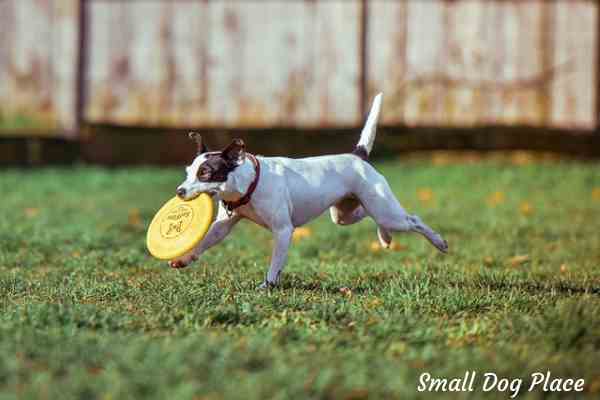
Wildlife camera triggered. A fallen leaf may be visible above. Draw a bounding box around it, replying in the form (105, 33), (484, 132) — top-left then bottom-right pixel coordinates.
(508, 255), (530, 267)
(367, 298), (383, 309)
(487, 191), (505, 207)
(24, 208), (39, 218)
(592, 188), (600, 201)
(545, 243), (559, 252)
(430, 151), (483, 165)
(292, 227), (312, 242)
(510, 151), (534, 166)
(589, 376), (600, 393)
(390, 242), (406, 251)
(410, 360), (426, 369)
(484, 256), (494, 266)
(369, 241), (381, 252)
(519, 201), (533, 216)
(560, 264), (568, 273)
(128, 208), (142, 228)
(87, 366), (103, 376)
(417, 188), (433, 203)
(431, 152), (452, 166)
(387, 341), (407, 356)
(343, 388), (369, 400)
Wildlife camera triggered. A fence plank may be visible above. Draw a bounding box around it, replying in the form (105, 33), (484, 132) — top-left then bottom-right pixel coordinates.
(550, 1), (596, 129)
(85, 0), (361, 128)
(0, 0), (597, 135)
(597, 1), (600, 133)
(367, 0), (408, 124)
(0, 0), (78, 135)
(368, 0), (595, 131)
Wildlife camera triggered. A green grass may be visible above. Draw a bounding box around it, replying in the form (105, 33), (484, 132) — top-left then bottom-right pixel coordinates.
(1, 156), (600, 399)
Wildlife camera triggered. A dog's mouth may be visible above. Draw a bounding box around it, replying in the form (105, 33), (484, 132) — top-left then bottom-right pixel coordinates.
(181, 189), (218, 201)
(179, 188), (219, 202)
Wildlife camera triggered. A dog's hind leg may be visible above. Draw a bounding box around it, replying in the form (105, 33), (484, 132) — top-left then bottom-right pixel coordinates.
(377, 227), (393, 249)
(330, 196), (394, 249)
(356, 176), (448, 253)
(375, 208), (447, 253)
(405, 214), (448, 253)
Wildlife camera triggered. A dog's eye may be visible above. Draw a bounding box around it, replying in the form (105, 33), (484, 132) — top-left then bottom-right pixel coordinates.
(197, 167), (210, 180)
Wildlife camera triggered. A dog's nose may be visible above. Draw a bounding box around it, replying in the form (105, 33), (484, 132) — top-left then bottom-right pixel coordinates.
(176, 188), (186, 198)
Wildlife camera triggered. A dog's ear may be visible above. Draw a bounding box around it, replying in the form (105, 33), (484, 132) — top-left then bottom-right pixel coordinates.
(189, 131), (208, 154)
(222, 138), (246, 166)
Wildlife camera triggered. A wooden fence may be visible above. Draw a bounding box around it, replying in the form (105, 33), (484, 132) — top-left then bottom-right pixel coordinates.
(0, 0), (599, 143)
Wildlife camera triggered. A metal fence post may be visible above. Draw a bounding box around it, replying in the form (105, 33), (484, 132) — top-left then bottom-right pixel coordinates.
(596, 0), (600, 134)
(359, 0), (369, 117)
(75, 0), (89, 137)
(540, 0), (555, 127)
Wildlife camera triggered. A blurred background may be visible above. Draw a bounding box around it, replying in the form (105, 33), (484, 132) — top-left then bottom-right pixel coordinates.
(0, 0), (599, 165)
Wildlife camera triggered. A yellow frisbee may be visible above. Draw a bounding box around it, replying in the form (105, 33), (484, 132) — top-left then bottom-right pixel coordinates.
(146, 194), (215, 260)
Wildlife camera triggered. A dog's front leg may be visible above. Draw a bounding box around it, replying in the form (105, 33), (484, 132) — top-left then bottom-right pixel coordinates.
(169, 214), (240, 269)
(258, 226), (293, 289)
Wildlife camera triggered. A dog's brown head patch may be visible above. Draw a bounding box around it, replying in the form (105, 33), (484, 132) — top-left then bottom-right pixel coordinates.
(196, 139), (246, 182)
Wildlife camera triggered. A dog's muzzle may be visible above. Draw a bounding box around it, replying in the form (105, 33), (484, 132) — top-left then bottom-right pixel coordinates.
(177, 188), (217, 201)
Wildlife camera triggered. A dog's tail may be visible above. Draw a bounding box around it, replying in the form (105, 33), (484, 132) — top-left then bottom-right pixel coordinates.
(353, 93), (383, 161)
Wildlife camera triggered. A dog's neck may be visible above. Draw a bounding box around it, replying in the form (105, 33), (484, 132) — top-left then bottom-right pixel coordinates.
(219, 156), (257, 203)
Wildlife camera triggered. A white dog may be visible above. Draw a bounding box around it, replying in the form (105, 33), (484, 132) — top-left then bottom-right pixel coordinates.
(171, 94), (448, 288)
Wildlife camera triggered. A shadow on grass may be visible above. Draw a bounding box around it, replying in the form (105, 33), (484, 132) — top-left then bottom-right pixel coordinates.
(276, 280), (371, 295)
(276, 274), (600, 298)
(458, 278), (600, 297)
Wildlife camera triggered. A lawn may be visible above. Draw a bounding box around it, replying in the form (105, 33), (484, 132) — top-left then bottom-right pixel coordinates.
(1, 154), (600, 399)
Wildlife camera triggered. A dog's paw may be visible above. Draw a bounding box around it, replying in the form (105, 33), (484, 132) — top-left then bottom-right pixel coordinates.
(168, 254), (197, 269)
(437, 239), (449, 254)
(423, 232), (449, 254)
(168, 260), (187, 269)
(256, 280), (278, 291)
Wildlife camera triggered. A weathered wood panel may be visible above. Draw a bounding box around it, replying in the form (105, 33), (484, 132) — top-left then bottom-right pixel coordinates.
(550, 1), (597, 129)
(0, 0), (78, 136)
(368, 0), (596, 130)
(85, 0), (361, 128)
(0, 0), (597, 135)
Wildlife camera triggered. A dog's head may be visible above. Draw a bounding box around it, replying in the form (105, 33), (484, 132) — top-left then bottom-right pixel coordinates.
(176, 132), (246, 201)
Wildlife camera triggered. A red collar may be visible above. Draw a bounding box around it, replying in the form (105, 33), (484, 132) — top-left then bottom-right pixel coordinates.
(223, 154), (260, 214)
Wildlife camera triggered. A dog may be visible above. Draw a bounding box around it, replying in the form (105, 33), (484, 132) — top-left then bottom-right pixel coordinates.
(171, 94), (448, 288)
